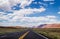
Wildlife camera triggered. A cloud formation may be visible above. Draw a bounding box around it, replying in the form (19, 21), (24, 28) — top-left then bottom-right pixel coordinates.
(0, 0), (59, 27)
(0, 0), (34, 11)
(43, 0), (54, 1)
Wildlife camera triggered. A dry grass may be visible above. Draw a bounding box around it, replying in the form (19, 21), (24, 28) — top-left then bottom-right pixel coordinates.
(0, 28), (27, 34)
(33, 28), (60, 39)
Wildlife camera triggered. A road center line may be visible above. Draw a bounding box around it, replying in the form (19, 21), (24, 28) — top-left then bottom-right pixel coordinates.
(19, 31), (30, 39)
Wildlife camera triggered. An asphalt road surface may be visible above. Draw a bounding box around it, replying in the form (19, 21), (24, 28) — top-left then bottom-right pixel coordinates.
(0, 31), (27, 39)
(24, 31), (48, 39)
(0, 30), (48, 39)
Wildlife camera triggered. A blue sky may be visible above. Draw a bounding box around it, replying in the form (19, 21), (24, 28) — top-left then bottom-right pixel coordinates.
(0, 0), (60, 27)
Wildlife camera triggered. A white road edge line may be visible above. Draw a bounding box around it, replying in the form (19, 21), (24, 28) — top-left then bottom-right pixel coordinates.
(33, 31), (48, 39)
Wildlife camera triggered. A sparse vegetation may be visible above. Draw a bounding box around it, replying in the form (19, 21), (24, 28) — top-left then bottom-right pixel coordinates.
(33, 28), (60, 39)
(0, 28), (27, 35)
(0, 28), (60, 39)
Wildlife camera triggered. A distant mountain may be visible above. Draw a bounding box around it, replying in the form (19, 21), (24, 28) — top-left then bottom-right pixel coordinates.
(0, 26), (24, 29)
(42, 24), (60, 28)
(36, 24), (47, 28)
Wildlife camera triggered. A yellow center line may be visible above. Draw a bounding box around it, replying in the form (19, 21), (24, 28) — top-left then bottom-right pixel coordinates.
(19, 31), (30, 39)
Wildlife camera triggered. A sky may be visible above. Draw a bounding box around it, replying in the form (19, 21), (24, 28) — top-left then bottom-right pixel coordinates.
(0, 0), (60, 27)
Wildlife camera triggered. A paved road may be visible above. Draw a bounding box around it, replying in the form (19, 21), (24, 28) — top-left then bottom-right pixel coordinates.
(0, 31), (27, 39)
(0, 30), (48, 39)
(24, 30), (48, 39)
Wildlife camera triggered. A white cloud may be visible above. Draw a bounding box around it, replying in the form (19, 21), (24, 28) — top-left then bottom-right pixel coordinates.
(0, 10), (59, 27)
(13, 7), (46, 17)
(0, 0), (60, 27)
(0, 0), (34, 11)
(0, 0), (46, 27)
(50, 2), (55, 4)
(2, 7), (45, 21)
(58, 12), (60, 14)
(43, 0), (54, 1)
(0, 12), (8, 20)
(0, 6), (46, 27)
(0, 0), (11, 11)
(19, 0), (34, 8)
(9, 0), (34, 8)
(0, 12), (59, 27)
(46, 15), (56, 18)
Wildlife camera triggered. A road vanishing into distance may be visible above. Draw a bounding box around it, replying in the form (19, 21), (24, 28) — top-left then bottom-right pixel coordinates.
(0, 30), (48, 39)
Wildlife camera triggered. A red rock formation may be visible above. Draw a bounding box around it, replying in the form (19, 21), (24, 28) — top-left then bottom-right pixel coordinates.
(42, 24), (60, 28)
